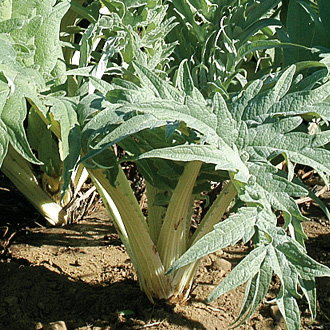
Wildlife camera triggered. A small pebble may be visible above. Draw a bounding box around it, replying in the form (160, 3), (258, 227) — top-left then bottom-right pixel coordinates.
(211, 257), (232, 273)
(35, 322), (43, 330)
(214, 250), (224, 257)
(43, 321), (67, 330)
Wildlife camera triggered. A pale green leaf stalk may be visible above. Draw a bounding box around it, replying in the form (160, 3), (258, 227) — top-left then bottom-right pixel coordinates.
(2, 146), (67, 226)
(85, 157), (239, 301)
(87, 164), (172, 301)
(190, 181), (237, 245)
(73, 163), (89, 199)
(61, 0), (86, 63)
(145, 181), (167, 244)
(171, 180), (238, 300)
(157, 161), (202, 271)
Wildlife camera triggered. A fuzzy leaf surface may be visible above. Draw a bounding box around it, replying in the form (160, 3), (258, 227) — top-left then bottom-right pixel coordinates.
(167, 207), (259, 274)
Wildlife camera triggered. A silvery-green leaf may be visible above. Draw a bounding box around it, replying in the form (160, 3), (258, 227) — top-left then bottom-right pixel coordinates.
(81, 113), (168, 163)
(256, 226), (330, 329)
(233, 256), (273, 327)
(213, 92), (238, 146)
(207, 245), (268, 303)
(270, 80), (330, 115)
(175, 59), (205, 104)
(166, 207), (258, 274)
(299, 275), (317, 320)
(34, 1), (70, 76)
(0, 17), (24, 33)
(118, 100), (219, 142)
(248, 120), (330, 185)
(138, 144), (249, 183)
(276, 286), (301, 330)
(229, 79), (263, 123)
(133, 61), (184, 102)
(248, 163), (308, 225)
(50, 97), (80, 195)
(1, 88), (40, 164)
(242, 65), (296, 122)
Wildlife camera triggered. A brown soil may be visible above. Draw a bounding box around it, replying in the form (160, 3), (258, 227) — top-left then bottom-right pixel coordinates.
(1, 173), (330, 330)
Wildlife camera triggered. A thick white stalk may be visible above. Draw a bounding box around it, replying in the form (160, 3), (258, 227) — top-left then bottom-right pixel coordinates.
(145, 181), (167, 244)
(157, 161), (202, 271)
(87, 165), (172, 301)
(1, 146), (67, 226)
(190, 181), (237, 245)
(172, 181), (237, 300)
(73, 163), (89, 198)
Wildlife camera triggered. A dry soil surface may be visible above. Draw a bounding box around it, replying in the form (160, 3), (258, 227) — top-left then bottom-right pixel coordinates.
(1, 174), (330, 330)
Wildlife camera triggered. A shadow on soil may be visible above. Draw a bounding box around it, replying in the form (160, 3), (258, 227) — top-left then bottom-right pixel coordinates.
(13, 220), (118, 248)
(0, 255), (207, 330)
